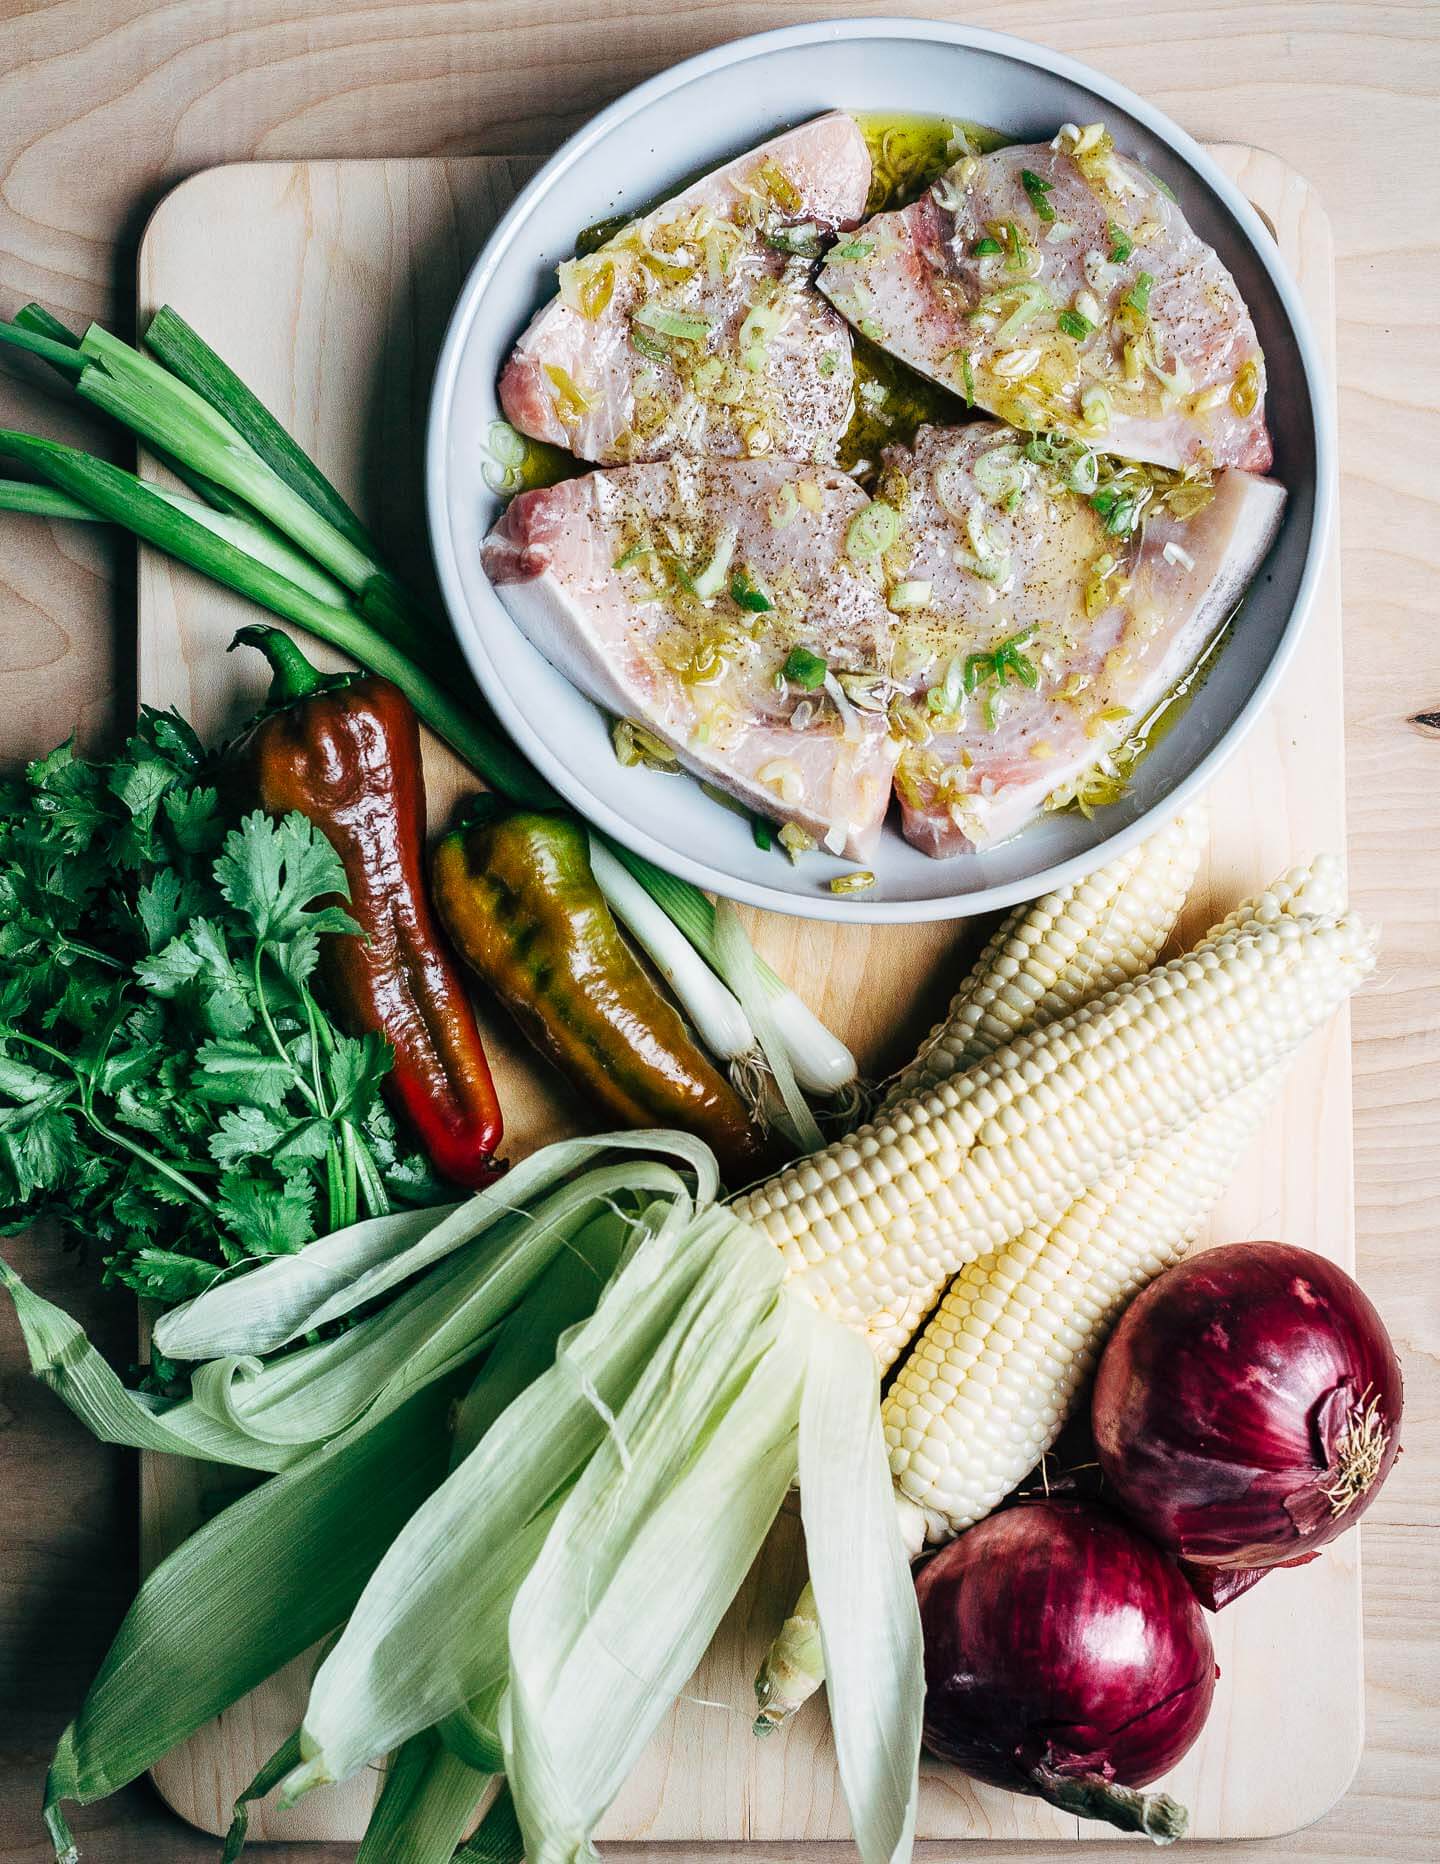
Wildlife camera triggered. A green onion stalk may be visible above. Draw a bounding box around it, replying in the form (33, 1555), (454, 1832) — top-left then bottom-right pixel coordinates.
(0, 304), (857, 1129)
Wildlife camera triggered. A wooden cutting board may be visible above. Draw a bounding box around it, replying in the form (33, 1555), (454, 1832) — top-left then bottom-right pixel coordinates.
(135, 147), (1356, 1849)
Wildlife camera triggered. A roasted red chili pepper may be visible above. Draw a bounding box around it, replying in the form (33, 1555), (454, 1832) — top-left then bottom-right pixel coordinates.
(228, 625), (504, 1186)
(431, 802), (765, 1184)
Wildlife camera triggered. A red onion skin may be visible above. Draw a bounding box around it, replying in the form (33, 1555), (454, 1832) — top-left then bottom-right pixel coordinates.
(916, 1499), (1216, 1827)
(1092, 1242), (1402, 1589)
(1180, 1551), (1317, 1612)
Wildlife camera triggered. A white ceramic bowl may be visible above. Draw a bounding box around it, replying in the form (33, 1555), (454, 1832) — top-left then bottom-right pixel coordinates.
(427, 18), (1332, 924)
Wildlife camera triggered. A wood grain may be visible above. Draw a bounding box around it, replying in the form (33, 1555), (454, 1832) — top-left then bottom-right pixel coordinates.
(133, 144), (1354, 1850)
(1, 7), (1436, 1863)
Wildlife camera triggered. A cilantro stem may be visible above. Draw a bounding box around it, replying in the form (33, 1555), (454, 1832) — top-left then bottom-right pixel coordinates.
(55, 933), (125, 970)
(252, 947), (322, 1115)
(87, 1111), (219, 1210)
(325, 1139), (345, 1232)
(7, 1027), (220, 1208)
(349, 1127), (390, 1218)
(301, 989), (330, 1114)
(340, 1122), (359, 1229)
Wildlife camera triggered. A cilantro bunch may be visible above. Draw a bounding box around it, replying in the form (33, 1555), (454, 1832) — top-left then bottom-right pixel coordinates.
(0, 709), (440, 1306)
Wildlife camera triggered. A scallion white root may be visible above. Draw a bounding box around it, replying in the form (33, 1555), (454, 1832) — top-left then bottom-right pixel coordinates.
(714, 902), (826, 1154)
(761, 975), (860, 1098)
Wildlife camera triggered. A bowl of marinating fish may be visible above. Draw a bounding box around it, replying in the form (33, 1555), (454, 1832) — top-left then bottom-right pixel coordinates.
(427, 18), (1332, 922)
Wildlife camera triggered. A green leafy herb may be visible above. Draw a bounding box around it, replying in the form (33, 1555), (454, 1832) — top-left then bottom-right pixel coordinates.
(765, 224), (825, 259)
(963, 627), (1040, 704)
(1107, 220), (1134, 264)
(1058, 308), (1095, 340)
(1020, 169), (1056, 223)
(0, 712), (440, 1303)
(781, 647), (828, 690)
(1090, 482), (1151, 537)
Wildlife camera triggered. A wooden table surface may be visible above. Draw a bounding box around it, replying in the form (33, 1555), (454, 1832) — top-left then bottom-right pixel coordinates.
(0, 5), (1435, 1862)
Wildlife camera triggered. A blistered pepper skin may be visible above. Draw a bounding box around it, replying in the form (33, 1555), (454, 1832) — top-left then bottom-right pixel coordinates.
(230, 629), (504, 1186)
(431, 809), (763, 1184)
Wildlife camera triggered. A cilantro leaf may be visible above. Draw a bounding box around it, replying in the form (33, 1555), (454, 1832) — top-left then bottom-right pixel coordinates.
(324, 1033), (391, 1121)
(217, 1171), (317, 1258)
(209, 1105), (287, 1169)
(112, 1247), (228, 1303)
(192, 1038), (297, 1104)
(214, 812), (358, 946)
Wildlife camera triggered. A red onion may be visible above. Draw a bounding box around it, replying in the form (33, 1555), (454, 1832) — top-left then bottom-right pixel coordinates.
(915, 1499), (1216, 1843)
(1093, 1242), (1402, 1603)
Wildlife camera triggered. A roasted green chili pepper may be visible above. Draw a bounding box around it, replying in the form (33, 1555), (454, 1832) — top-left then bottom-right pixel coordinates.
(229, 626), (504, 1186)
(431, 804), (764, 1183)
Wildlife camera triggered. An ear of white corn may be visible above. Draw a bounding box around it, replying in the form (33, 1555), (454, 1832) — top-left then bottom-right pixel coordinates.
(736, 892), (1374, 1355)
(885, 1070), (1278, 1551)
(753, 1076), (1278, 1734)
(881, 809), (1207, 1114)
(754, 861), (1361, 1734)
(866, 812), (1205, 1361)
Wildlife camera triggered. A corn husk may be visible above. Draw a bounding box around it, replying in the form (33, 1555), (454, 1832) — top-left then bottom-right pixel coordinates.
(501, 1210), (809, 1864)
(454, 1784), (524, 1863)
(356, 1731), (490, 1864)
(280, 1193), (726, 1790)
(156, 1132), (717, 1361)
(5, 1137), (712, 1472)
(221, 1731), (303, 1864)
(798, 1322), (921, 1864)
(43, 1380), (457, 1853)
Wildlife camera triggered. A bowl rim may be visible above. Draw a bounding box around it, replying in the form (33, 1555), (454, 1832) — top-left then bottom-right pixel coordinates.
(426, 15), (1335, 924)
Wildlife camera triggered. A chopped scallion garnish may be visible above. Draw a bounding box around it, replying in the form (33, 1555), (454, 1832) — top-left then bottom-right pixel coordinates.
(1107, 221), (1134, 264)
(1058, 308), (1095, 340)
(1125, 271), (1155, 318)
(971, 236), (1002, 257)
(730, 572), (773, 613)
(1143, 166), (1179, 202)
(752, 816), (774, 852)
(781, 646), (828, 690)
(1005, 221), (1024, 269)
(1020, 169), (1056, 223)
(817, 350), (838, 377)
(831, 239), (874, 261)
(844, 500), (900, 562)
(632, 303), (712, 342)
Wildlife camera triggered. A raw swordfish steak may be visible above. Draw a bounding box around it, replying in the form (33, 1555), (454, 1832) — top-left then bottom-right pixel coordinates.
(482, 460), (900, 859)
(875, 423), (1286, 856)
(499, 114), (872, 468)
(820, 124), (1271, 474)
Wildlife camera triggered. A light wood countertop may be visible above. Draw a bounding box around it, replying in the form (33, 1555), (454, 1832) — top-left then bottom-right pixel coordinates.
(0, 6), (1435, 1861)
